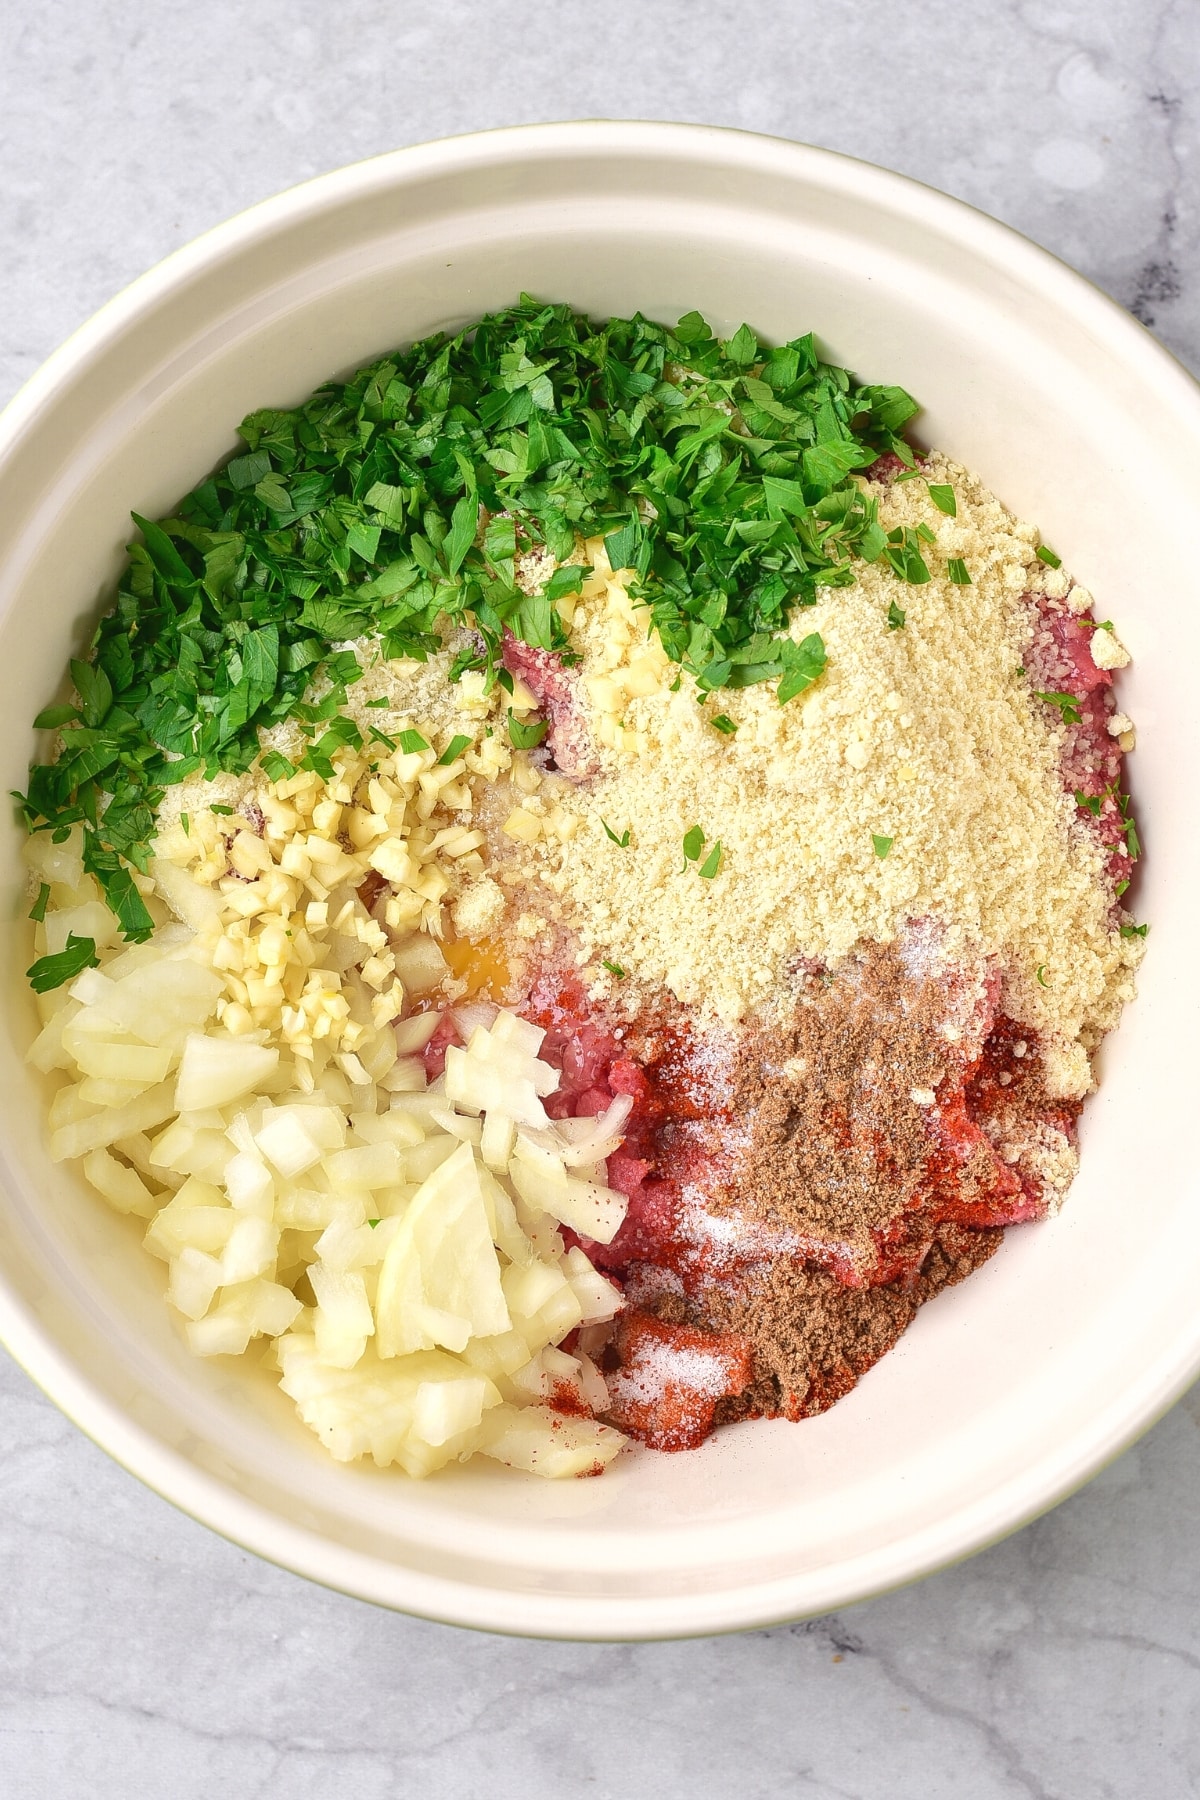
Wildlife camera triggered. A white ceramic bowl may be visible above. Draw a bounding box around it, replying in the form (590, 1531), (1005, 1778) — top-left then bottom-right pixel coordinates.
(1, 122), (1198, 1640)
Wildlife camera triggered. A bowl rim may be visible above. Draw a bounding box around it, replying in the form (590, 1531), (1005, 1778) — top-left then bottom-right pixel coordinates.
(2, 117), (1200, 1641)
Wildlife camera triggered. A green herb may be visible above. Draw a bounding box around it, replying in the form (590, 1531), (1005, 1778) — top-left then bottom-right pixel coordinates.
(180, 812), (190, 836)
(26, 932), (99, 994)
(946, 558), (972, 586)
(710, 713), (738, 735)
(1120, 922), (1149, 939)
(437, 734), (472, 766)
(682, 825), (706, 863)
(368, 725), (397, 751)
(507, 716), (548, 750)
(602, 959), (628, 979)
(872, 834), (893, 859)
(365, 696), (392, 709)
(33, 703), (79, 731)
(601, 819), (631, 847)
(1036, 544), (1062, 569)
(1115, 879), (1129, 897)
(1074, 790), (1102, 816)
(367, 1218), (381, 1229)
(927, 482), (957, 517)
(698, 841), (723, 879)
(210, 803), (234, 816)
(1035, 964), (1049, 987)
(1123, 816), (1141, 860)
(886, 600), (906, 631)
(18, 302), (925, 945)
(397, 729), (429, 755)
(1034, 690), (1083, 726)
(915, 521), (936, 546)
(28, 882), (50, 923)
(1092, 619), (1114, 632)
(777, 633), (827, 705)
(882, 527), (931, 586)
(259, 751), (295, 782)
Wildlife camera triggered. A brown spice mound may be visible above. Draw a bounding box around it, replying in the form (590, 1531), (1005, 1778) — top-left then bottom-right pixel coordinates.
(699, 1220), (1002, 1424)
(713, 941), (982, 1273)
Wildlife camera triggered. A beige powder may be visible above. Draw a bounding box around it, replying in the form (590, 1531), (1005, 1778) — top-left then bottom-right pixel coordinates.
(515, 453), (1141, 1077)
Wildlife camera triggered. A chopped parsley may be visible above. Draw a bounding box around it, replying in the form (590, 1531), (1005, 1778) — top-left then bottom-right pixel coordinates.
(927, 482), (957, 517)
(883, 527), (931, 585)
(710, 713), (738, 735)
(1074, 790), (1102, 816)
(1034, 690), (1083, 726)
(1036, 544), (1062, 569)
(26, 932), (99, 994)
(1120, 922), (1149, 940)
(946, 558), (972, 586)
(365, 696), (391, 709)
(886, 599), (906, 631)
(28, 882), (50, 923)
(1035, 964), (1049, 988)
(259, 751), (295, 782)
(602, 959), (628, 979)
(601, 818), (631, 847)
(777, 633), (827, 705)
(507, 716), (548, 750)
(397, 729), (430, 755)
(682, 825), (706, 863)
(437, 734), (472, 766)
(210, 803), (234, 816)
(872, 834), (893, 859)
(698, 841), (723, 879)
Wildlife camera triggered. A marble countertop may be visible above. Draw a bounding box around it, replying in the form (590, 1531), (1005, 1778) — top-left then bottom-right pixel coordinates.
(2, 3), (1198, 1794)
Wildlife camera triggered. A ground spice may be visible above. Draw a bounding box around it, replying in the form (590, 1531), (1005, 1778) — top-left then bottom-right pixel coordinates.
(710, 940), (978, 1276)
(698, 1221), (1002, 1423)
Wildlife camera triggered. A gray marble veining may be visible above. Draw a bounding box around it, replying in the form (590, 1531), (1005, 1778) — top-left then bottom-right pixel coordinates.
(2, 2), (1199, 1795)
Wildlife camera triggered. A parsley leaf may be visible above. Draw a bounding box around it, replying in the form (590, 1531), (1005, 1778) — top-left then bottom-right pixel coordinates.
(946, 558), (972, 586)
(601, 819), (631, 847)
(1120, 922), (1149, 939)
(710, 713), (738, 735)
(872, 834), (893, 859)
(28, 882), (50, 922)
(26, 931), (99, 994)
(397, 729), (430, 755)
(682, 826), (706, 862)
(777, 634), (827, 705)
(886, 600), (906, 631)
(1034, 690), (1083, 726)
(602, 959), (628, 979)
(437, 734), (472, 766)
(508, 716), (548, 750)
(698, 841), (723, 879)
(1036, 544), (1062, 569)
(927, 483), (957, 517)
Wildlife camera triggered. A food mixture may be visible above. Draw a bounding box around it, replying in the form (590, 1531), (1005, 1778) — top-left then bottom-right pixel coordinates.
(19, 302), (1145, 1477)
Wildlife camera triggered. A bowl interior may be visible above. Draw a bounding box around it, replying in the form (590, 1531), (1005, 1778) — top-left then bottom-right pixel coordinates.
(0, 123), (1197, 1638)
